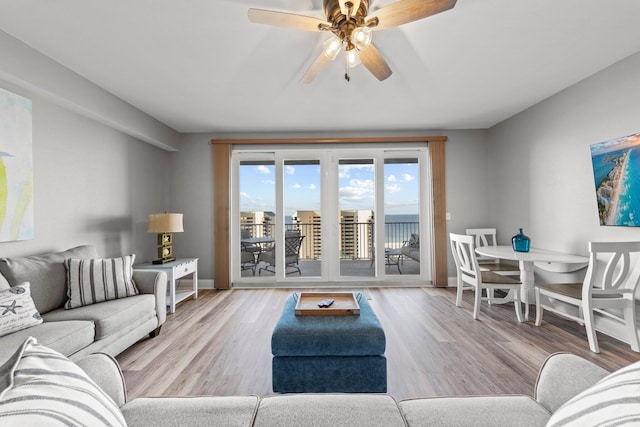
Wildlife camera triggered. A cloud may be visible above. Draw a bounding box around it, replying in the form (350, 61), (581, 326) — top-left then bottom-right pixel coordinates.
(339, 164), (374, 179)
(339, 178), (374, 201)
(386, 184), (401, 193)
(262, 179), (275, 185)
(350, 178), (374, 189)
(285, 165), (296, 175)
(387, 174), (397, 182)
(291, 183), (302, 189)
(240, 192), (250, 198)
(256, 165), (271, 174)
(401, 173), (414, 182)
(305, 184), (317, 190)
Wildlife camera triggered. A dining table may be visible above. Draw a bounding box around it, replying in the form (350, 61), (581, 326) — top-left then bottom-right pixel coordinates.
(474, 245), (589, 320)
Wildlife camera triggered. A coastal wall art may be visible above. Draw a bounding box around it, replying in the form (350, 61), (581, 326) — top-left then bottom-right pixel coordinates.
(590, 131), (640, 227)
(0, 87), (33, 241)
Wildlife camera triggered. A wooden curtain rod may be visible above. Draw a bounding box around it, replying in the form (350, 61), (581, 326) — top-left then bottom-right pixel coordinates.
(211, 136), (447, 145)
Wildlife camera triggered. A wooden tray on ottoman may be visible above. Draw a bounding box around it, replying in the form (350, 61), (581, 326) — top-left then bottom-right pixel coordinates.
(295, 292), (360, 316)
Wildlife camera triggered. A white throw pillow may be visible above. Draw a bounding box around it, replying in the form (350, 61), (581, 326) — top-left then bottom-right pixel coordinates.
(65, 255), (139, 309)
(0, 282), (42, 337)
(0, 336), (127, 426)
(546, 359), (640, 426)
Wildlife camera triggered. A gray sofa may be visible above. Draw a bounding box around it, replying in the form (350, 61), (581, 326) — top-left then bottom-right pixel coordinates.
(74, 351), (616, 427)
(0, 245), (167, 365)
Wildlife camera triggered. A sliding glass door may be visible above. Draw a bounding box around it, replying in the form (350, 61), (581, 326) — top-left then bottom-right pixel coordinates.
(232, 145), (431, 286)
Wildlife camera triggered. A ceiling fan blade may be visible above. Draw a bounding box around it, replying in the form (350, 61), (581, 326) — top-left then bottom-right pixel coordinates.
(369, 0), (457, 30)
(248, 8), (330, 31)
(359, 44), (392, 81)
(301, 52), (332, 84)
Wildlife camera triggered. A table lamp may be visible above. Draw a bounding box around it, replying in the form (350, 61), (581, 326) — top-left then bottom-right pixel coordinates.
(147, 213), (184, 264)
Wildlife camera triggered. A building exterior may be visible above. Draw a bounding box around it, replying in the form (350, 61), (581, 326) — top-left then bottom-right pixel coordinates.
(240, 211), (275, 237)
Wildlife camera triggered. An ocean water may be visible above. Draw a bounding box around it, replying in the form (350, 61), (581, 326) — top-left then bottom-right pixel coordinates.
(612, 146), (640, 226)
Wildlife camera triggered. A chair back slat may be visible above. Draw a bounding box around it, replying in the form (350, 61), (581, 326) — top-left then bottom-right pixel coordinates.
(585, 241), (640, 296)
(450, 233), (480, 285)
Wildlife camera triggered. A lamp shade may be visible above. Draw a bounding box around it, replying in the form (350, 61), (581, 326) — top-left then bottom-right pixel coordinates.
(147, 213), (184, 233)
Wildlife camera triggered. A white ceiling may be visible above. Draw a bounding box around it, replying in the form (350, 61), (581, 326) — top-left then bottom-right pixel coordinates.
(1, 0), (640, 134)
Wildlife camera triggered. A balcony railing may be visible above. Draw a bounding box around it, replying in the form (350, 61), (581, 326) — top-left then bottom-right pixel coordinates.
(240, 221), (419, 261)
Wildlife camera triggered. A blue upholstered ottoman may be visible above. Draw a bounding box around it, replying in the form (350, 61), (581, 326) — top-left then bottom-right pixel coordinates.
(271, 293), (386, 393)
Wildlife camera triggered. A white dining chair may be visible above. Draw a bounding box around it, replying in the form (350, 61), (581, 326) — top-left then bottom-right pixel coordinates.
(450, 233), (523, 322)
(465, 228), (520, 275)
(535, 241), (640, 353)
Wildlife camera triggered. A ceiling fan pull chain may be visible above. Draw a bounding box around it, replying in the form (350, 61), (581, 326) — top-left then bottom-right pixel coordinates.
(345, 54), (351, 82)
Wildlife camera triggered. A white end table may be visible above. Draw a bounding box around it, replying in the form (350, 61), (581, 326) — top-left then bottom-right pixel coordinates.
(135, 258), (198, 314)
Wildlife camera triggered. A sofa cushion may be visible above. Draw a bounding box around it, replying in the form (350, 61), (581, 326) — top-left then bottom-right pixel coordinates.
(0, 272), (9, 290)
(254, 394), (405, 427)
(546, 359), (640, 427)
(0, 283), (42, 337)
(64, 255), (139, 309)
(0, 337), (126, 427)
(0, 320), (94, 365)
(122, 396), (260, 427)
(0, 245), (99, 314)
(399, 395), (551, 427)
(45, 294), (156, 340)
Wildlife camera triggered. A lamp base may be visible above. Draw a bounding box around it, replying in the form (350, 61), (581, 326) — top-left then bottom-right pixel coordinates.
(152, 257), (176, 264)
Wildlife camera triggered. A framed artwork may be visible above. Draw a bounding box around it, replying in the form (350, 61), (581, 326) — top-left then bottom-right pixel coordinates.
(590, 131), (640, 227)
(0, 87), (33, 241)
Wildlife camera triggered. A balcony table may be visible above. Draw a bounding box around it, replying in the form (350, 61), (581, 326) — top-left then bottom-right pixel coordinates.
(474, 246), (588, 320)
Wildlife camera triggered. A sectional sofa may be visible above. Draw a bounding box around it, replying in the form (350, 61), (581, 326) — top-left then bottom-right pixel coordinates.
(0, 245), (167, 365)
(3, 337), (636, 427)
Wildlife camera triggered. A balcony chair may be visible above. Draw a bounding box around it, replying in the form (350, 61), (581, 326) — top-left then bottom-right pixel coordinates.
(240, 242), (257, 276)
(258, 232), (305, 276)
(465, 228), (520, 275)
(449, 233), (523, 322)
(535, 241), (640, 353)
(240, 229), (262, 255)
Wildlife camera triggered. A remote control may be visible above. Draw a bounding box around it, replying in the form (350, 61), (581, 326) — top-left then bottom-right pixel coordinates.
(318, 298), (334, 308)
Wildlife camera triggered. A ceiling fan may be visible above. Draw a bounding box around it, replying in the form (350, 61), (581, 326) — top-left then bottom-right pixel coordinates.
(248, 0), (457, 83)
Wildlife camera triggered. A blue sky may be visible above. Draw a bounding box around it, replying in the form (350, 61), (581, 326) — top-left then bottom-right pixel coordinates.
(239, 161), (419, 216)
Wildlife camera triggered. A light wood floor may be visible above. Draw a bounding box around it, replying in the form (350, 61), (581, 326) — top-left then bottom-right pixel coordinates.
(116, 287), (639, 401)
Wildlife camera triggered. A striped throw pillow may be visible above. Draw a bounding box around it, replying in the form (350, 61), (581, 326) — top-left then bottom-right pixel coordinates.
(64, 255), (139, 309)
(0, 336), (127, 426)
(546, 360), (640, 426)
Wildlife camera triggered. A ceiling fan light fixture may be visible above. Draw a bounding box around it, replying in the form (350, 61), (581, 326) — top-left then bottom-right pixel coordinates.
(351, 26), (372, 50)
(323, 36), (342, 60)
(346, 48), (361, 68)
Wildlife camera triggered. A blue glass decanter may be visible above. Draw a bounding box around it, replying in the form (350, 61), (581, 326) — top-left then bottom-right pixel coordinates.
(512, 228), (530, 252)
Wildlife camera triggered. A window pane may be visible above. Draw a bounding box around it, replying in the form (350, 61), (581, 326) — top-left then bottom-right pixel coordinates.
(338, 159), (375, 277)
(239, 160), (275, 277)
(285, 160), (321, 277)
(384, 158), (420, 275)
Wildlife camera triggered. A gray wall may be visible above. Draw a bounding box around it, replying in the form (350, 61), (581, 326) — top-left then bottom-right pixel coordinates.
(0, 30), (176, 261)
(488, 51), (640, 281)
(0, 80), (170, 260)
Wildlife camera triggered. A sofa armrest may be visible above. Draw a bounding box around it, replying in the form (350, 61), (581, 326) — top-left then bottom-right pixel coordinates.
(121, 396), (259, 427)
(76, 353), (127, 407)
(133, 270), (167, 327)
(534, 352), (609, 413)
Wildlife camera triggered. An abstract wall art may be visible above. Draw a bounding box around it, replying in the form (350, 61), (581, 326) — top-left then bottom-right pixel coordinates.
(0, 87), (33, 241)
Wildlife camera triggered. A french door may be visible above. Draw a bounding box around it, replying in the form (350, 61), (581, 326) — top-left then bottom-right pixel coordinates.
(231, 145), (432, 287)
